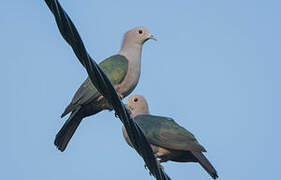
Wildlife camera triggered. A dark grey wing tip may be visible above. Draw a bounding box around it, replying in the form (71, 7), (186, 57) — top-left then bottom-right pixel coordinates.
(61, 104), (75, 118)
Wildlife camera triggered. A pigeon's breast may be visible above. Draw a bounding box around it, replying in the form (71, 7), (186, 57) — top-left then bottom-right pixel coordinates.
(118, 59), (141, 97)
(118, 46), (142, 97)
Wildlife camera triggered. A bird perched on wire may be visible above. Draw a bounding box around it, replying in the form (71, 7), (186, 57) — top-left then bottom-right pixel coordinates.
(56, 27), (156, 152)
(122, 95), (218, 179)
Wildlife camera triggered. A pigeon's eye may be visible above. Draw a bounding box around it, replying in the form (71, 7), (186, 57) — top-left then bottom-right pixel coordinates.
(138, 30), (143, 34)
(134, 98), (138, 102)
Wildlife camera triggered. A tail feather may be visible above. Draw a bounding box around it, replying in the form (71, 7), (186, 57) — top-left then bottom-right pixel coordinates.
(61, 104), (75, 118)
(192, 152), (218, 179)
(55, 107), (82, 152)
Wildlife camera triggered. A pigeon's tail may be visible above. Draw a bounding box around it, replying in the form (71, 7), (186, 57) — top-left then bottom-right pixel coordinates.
(55, 107), (83, 152)
(192, 152), (218, 179)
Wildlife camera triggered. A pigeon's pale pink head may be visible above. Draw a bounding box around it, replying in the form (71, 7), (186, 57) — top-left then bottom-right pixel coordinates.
(121, 27), (156, 48)
(126, 95), (149, 117)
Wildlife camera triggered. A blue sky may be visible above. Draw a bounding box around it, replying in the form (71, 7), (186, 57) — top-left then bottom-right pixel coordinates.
(2, 1), (281, 180)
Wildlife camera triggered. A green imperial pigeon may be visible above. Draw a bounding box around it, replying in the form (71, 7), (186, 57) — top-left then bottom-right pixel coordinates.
(56, 27), (156, 151)
(122, 95), (218, 179)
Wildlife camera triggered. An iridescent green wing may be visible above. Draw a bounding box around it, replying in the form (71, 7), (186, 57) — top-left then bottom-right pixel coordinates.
(70, 55), (128, 106)
(134, 114), (206, 152)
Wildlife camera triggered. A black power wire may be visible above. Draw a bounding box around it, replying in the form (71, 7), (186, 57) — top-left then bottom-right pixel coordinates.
(44, 1), (171, 180)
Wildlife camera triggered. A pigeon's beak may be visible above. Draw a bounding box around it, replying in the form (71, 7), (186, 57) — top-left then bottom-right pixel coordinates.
(149, 34), (157, 41)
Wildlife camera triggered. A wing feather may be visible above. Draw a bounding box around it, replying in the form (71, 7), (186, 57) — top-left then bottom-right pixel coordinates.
(134, 114), (206, 152)
(62, 55), (128, 116)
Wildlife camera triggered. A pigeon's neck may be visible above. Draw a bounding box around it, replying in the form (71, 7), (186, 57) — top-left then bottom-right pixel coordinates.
(118, 43), (142, 63)
(131, 110), (149, 118)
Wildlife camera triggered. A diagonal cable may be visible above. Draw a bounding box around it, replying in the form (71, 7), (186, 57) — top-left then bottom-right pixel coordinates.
(44, 0), (171, 180)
